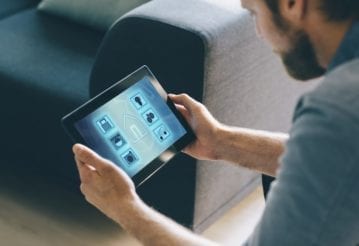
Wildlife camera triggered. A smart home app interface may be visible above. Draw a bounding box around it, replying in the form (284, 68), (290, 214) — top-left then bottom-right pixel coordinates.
(74, 77), (187, 177)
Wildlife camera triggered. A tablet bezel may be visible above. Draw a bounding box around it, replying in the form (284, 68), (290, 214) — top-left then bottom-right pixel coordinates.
(62, 66), (195, 186)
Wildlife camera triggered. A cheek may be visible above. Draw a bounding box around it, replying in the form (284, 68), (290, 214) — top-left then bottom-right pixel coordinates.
(256, 16), (289, 52)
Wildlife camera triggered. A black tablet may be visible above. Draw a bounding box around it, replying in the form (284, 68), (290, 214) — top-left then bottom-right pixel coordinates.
(62, 66), (195, 186)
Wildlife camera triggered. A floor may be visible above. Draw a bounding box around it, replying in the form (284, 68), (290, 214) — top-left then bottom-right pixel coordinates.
(203, 187), (265, 245)
(0, 160), (265, 246)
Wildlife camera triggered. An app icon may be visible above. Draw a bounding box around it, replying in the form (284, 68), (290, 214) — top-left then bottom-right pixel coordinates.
(110, 132), (127, 150)
(121, 149), (138, 166)
(142, 108), (159, 126)
(96, 115), (114, 134)
(130, 93), (147, 109)
(154, 125), (170, 142)
(123, 113), (148, 143)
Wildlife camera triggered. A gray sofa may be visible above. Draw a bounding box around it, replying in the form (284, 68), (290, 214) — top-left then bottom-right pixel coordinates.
(0, 0), (315, 232)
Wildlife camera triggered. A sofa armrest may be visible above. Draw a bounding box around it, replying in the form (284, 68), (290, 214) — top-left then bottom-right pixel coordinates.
(90, 0), (316, 231)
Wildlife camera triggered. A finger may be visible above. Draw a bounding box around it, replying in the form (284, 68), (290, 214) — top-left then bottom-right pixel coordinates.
(79, 183), (92, 202)
(80, 183), (88, 195)
(182, 143), (194, 156)
(75, 154), (101, 176)
(73, 144), (109, 172)
(174, 104), (191, 123)
(168, 94), (201, 114)
(74, 156), (84, 174)
(75, 157), (95, 183)
(75, 156), (92, 171)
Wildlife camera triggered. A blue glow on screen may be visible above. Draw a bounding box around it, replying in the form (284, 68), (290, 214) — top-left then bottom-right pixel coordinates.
(75, 77), (187, 177)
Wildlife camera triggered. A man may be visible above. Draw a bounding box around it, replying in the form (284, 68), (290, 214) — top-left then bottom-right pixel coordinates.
(73, 0), (359, 245)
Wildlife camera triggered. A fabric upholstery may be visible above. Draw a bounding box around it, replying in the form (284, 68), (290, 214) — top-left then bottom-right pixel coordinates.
(38, 0), (149, 31)
(0, 0), (39, 19)
(0, 9), (103, 179)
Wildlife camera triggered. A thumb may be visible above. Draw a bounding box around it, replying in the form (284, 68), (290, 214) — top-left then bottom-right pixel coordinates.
(73, 144), (109, 172)
(168, 94), (201, 115)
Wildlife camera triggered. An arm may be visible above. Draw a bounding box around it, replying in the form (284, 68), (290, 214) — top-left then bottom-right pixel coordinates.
(115, 197), (218, 246)
(169, 94), (288, 177)
(217, 126), (288, 177)
(73, 144), (218, 246)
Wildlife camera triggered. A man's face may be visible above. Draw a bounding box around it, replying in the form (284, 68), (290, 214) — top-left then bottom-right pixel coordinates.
(241, 0), (326, 81)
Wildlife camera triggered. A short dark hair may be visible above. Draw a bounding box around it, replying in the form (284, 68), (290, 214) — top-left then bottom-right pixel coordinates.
(264, 0), (359, 22)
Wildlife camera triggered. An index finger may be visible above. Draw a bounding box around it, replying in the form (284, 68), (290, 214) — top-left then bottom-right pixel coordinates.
(75, 156), (99, 182)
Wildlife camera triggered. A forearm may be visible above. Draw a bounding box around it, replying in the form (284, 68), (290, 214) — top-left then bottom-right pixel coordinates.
(216, 125), (288, 177)
(115, 197), (218, 246)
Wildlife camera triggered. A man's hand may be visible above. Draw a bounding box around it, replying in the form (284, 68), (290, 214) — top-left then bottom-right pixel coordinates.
(73, 144), (219, 246)
(169, 94), (223, 161)
(73, 144), (138, 224)
(170, 93), (287, 176)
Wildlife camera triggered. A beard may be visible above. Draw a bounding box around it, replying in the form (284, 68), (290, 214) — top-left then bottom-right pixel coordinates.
(280, 31), (326, 81)
(270, 10), (326, 81)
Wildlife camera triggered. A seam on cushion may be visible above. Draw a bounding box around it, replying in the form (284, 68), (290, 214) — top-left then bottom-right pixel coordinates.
(112, 15), (209, 103)
(123, 13), (250, 105)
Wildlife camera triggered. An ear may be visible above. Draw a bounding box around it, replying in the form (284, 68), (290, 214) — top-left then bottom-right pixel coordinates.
(279, 0), (307, 24)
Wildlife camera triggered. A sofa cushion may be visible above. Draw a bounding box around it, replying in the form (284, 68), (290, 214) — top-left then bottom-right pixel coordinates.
(38, 0), (149, 31)
(0, 9), (103, 178)
(0, 0), (39, 19)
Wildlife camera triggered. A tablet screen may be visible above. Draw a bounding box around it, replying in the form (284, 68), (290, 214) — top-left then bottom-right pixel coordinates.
(74, 76), (187, 177)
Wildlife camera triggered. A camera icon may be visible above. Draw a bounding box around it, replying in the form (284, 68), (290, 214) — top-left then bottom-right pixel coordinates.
(121, 149), (138, 166)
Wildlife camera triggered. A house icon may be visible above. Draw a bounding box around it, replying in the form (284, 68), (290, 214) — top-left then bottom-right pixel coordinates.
(123, 113), (148, 143)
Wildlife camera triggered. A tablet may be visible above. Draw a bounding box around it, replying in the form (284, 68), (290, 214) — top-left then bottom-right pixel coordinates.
(62, 66), (195, 186)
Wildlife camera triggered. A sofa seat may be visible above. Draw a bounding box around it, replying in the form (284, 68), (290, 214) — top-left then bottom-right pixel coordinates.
(0, 0), (39, 19)
(0, 9), (104, 178)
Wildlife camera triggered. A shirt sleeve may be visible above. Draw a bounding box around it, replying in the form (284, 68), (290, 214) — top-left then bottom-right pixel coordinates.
(243, 95), (359, 246)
